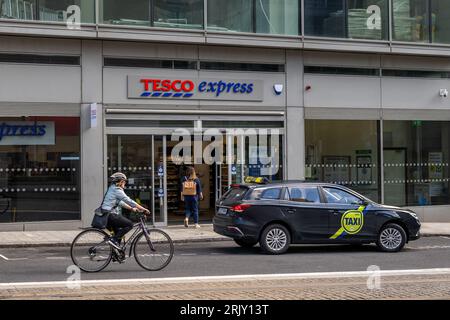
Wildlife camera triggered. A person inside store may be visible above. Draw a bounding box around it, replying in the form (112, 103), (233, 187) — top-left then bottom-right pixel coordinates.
(181, 166), (203, 228)
(102, 172), (150, 249)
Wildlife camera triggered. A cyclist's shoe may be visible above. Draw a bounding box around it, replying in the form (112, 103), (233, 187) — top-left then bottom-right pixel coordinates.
(108, 238), (122, 251)
(112, 250), (125, 263)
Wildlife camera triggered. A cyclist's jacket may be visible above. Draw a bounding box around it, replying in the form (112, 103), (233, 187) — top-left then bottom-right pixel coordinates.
(101, 185), (138, 215)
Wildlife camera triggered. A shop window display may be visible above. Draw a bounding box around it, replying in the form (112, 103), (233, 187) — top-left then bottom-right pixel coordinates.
(0, 117), (80, 223)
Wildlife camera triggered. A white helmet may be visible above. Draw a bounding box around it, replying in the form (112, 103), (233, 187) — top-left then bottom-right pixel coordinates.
(110, 172), (127, 183)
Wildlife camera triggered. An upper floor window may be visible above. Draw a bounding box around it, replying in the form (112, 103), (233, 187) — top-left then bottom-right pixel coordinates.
(304, 0), (388, 40)
(392, 0), (429, 42)
(0, 0), (94, 23)
(207, 0), (300, 35)
(100, 0), (204, 29)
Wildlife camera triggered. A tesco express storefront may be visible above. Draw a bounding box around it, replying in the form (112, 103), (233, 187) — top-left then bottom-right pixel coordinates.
(100, 71), (286, 227)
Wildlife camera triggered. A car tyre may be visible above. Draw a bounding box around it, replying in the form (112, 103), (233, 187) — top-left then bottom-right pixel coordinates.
(260, 224), (291, 255)
(376, 223), (407, 252)
(234, 239), (258, 248)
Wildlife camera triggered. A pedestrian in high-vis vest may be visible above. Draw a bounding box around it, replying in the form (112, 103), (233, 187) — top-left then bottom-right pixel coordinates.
(181, 166), (203, 228)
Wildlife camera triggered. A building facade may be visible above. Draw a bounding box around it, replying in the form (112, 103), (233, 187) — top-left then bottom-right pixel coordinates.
(0, 0), (449, 230)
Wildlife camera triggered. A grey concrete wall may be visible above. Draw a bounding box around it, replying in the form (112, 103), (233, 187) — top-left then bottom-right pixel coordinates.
(81, 40), (104, 227)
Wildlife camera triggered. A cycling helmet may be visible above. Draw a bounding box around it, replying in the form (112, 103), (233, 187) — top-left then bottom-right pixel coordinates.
(110, 172), (127, 183)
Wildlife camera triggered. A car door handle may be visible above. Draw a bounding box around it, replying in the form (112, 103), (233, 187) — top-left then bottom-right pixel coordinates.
(287, 209), (296, 214)
(328, 210), (340, 215)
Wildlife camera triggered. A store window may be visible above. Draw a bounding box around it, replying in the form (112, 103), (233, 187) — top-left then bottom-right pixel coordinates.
(305, 120), (381, 202)
(304, 0), (388, 40)
(0, 117), (80, 223)
(255, 0), (300, 35)
(100, 0), (151, 26)
(383, 121), (450, 206)
(154, 0), (203, 30)
(392, 0), (429, 42)
(0, 0), (94, 23)
(431, 0), (450, 44)
(207, 0), (253, 33)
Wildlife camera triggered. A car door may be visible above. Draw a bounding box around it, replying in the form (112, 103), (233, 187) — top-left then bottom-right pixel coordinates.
(321, 186), (375, 241)
(280, 185), (329, 242)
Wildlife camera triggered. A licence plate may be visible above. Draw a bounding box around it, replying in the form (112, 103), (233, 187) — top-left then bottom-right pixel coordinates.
(218, 207), (228, 215)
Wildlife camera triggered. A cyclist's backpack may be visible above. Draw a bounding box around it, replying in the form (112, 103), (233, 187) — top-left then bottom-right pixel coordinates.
(182, 178), (197, 196)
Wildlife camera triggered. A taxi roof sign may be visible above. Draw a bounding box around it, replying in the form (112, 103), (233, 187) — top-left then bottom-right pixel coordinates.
(244, 176), (269, 184)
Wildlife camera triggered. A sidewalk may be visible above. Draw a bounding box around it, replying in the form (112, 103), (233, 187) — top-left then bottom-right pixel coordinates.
(0, 224), (229, 248)
(0, 223), (448, 248)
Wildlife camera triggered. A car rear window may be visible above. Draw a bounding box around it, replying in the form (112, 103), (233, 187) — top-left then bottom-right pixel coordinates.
(221, 187), (249, 202)
(247, 187), (282, 200)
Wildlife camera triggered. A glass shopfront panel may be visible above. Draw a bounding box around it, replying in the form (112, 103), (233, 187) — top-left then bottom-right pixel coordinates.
(305, 120), (381, 202)
(154, 0), (203, 30)
(0, 0), (94, 23)
(207, 0), (253, 33)
(392, 0), (429, 42)
(304, 0), (388, 40)
(383, 121), (450, 206)
(0, 117), (80, 223)
(255, 0), (300, 35)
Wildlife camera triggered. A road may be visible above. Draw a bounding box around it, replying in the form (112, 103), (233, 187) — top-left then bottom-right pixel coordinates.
(1, 236), (450, 283)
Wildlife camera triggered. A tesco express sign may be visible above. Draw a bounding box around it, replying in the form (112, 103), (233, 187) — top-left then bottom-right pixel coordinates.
(127, 76), (263, 101)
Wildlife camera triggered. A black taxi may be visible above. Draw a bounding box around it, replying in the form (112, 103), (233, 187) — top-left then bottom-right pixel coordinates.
(213, 178), (421, 254)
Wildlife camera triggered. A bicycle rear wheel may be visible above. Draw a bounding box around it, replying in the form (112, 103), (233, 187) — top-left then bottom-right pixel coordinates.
(70, 228), (112, 273)
(134, 229), (174, 271)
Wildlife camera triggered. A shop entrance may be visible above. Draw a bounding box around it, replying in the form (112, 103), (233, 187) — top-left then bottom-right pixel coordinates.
(105, 117), (285, 226)
(106, 134), (167, 226)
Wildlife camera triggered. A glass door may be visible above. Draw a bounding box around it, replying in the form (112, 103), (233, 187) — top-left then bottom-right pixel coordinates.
(106, 134), (167, 226)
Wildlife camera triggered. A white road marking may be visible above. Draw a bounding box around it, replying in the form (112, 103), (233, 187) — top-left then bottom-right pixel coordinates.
(45, 257), (69, 260)
(0, 254), (27, 261)
(2, 268), (450, 289)
(412, 245), (450, 250)
(441, 236), (450, 240)
(180, 253), (197, 256)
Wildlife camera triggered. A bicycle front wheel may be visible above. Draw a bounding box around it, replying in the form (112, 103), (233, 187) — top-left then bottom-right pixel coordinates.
(134, 229), (174, 271)
(70, 228), (112, 273)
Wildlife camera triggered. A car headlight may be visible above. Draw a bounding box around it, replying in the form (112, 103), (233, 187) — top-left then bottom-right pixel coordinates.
(407, 210), (419, 220)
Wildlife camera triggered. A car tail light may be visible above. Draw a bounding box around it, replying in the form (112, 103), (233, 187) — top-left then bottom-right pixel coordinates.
(231, 204), (252, 213)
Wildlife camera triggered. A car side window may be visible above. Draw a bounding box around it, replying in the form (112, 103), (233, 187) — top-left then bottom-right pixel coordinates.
(322, 187), (362, 205)
(288, 187), (321, 203)
(250, 188), (282, 200)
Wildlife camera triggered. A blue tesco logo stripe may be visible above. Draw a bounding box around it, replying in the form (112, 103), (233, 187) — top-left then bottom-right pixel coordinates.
(140, 92), (193, 98)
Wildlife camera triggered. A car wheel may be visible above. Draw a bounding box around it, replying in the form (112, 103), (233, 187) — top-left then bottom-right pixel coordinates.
(376, 223), (407, 252)
(260, 224), (291, 255)
(234, 239), (258, 248)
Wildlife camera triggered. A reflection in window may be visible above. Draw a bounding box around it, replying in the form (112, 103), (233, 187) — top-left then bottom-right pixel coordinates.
(0, 117), (80, 223)
(154, 0), (203, 30)
(305, 120), (380, 203)
(100, 0), (151, 26)
(0, 0), (36, 20)
(305, 0), (388, 40)
(383, 121), (450, 206)
(392, 0), (429, 42)
(0, 0), (94, 23)
(431, 0), (450, 44)
(255, 0), (299, 35)
(288, 187), (321, 203)
(207, 0), (253, 33)
(323, 187), (362, 204)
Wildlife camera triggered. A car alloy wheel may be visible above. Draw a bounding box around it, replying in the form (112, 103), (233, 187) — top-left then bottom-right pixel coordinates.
(377, 223), (406, 252)
(380, 227), (403, 250)
(266, 228), (288, 251)
(259, 223), (291, 255)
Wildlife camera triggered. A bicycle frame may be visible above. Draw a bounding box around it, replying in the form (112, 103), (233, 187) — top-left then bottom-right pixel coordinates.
(116, 215), (156, 258)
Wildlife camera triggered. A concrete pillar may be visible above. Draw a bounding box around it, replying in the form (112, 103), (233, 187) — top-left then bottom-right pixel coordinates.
(285, 50), (305, 180)
(81, 40), (103, 227)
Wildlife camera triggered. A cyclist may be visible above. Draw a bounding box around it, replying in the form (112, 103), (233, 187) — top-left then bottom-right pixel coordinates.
(103, 172), (150, 250)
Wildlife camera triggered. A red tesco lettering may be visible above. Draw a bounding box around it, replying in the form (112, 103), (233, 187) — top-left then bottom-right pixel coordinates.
(140, 79), (195, 92)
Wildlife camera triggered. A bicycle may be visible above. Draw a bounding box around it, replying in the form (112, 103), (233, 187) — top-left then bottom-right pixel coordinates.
(70, 212), (174, 273)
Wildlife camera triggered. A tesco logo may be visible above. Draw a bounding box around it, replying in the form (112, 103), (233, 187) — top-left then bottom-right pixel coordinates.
(139, 78), (254, 98)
